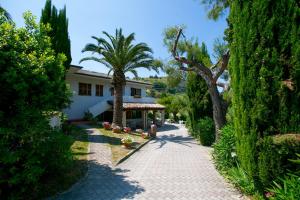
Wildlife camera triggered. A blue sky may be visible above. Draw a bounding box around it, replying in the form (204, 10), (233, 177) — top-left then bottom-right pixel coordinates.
(3, 0), (228, 77)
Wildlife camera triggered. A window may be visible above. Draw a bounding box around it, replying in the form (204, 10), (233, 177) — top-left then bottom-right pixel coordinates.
(78, 83), (91, 96)
(131, 88), (141, 97)
(126, 110), (142, 119)
(110, 87), (114, 96)
(95, 84), (103, 96)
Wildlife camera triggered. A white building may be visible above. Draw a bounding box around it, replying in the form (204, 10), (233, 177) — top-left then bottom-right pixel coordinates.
(63, 65), (165, 129)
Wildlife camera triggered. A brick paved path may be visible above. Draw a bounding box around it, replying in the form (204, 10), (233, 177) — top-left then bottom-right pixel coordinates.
(57, 124), (245, 200)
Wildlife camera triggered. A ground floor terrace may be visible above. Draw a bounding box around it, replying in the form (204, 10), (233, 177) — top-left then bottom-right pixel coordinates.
(98, 102), (165, 129)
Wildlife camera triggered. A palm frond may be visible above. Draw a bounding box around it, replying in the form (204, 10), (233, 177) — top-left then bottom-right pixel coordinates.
(128, 69), (138, 78)
(81, 43), (102, 54)
(80, 28), (157, 79)
(107, 68), (113, 77)
(79, 57), (113, 69)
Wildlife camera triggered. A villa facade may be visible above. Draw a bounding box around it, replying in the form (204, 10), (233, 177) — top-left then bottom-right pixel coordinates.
(63, 65), (165, 129)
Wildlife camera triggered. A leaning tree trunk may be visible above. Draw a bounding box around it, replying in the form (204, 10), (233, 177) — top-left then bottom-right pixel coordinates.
(172, 28), (229, 141)
(112, 73), (125, 128)
(208, 84), (226, 141)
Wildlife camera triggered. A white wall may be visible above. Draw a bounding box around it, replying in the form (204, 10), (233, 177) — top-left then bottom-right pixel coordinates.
(63, 74), (153, 120)
(63, 74), (112, 119)
(124, 83), (147, 97)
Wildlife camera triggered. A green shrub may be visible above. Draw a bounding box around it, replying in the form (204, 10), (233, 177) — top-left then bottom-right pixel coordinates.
(258, 134), (300, 188)
(290, 153), (300, 175)
(0, 12), (72, 199)
(227, 166), (256, 195)
(213, 124), (237, 170)
(194, 117), (215, 146)
(267, 153), (300, 200)
(268, 174), (300, 200)
(0, 117), (73, 199)
(229, 0), (300, 189)
(83, 111), (94, 121)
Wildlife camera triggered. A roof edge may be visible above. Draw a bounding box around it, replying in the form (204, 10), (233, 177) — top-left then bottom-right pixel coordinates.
(70, 64), (83, 69)
(71, 68), (152, 86)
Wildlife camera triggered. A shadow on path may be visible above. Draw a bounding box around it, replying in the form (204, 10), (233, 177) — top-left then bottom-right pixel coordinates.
(157, 124), (179, 132)
(56, 160), (144, 200)
(153, 135), (197, 149)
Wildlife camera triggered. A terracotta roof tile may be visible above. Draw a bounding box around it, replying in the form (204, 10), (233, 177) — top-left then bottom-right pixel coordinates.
(123, 103), (165, 110)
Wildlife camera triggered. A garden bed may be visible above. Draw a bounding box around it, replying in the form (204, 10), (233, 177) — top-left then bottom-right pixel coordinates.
(99, 128), (149, 165)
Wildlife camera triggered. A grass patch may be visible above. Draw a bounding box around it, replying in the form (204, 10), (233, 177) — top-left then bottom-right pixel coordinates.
(41, 125), (89, 198)
(99, 128), (149, 164)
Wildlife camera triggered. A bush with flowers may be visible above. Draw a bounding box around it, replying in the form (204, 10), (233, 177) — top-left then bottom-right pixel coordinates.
(121, 136), (134, 148)
(123, 127), (131, 133)
(102, 122), (111, 130)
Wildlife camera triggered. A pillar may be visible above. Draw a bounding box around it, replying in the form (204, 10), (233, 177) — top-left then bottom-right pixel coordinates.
(153, 110), (157, 125)
(142, 110), (148, 130)
(161, 110), (165, 125)
(122, 111), (126, 127)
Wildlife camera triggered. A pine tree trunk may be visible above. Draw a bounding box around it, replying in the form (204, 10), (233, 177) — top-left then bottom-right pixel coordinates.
(208, 85), (226, 141)
(112, 81), (124, 128)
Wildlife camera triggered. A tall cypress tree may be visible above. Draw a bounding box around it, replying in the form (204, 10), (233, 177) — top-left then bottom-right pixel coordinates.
(41, 0), (71, 69)
(186, 42), (213, 131)
(229, 0), (300, 188)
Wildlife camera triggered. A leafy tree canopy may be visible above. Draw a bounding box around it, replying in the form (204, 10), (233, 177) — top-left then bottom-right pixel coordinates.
(0, 12), (71, 199)
(200, 0), (229, 20)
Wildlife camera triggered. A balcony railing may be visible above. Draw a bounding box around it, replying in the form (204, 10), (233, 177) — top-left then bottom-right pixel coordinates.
(123, 96), (155, 103)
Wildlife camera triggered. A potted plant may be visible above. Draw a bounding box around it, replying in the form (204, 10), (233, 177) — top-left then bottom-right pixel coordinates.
(141, 132), (150, 139)
(121, 136), (134, 148)
(123, 127), (131, 133)
(112, 126), (122, 133)
(102, 122), (111, 130)
(136, 129), (143, 134)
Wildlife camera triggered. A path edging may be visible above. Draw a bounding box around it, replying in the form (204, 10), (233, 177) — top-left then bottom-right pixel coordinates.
(116, 137), (153, 165)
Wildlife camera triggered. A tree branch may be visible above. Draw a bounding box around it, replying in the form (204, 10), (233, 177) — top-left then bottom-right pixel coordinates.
(172, 28), (183, 57)
(216, 82), (230, 91)
(212, 51), (230, 83)
(172, 28), (231, 87)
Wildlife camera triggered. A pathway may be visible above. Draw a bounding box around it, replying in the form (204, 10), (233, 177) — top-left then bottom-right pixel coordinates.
(57, 124), (245, 200)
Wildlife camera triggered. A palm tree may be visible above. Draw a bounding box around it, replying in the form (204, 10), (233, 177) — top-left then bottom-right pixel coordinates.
(80, 29), (158, 128)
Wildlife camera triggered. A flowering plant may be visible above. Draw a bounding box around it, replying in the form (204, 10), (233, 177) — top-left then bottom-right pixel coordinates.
(123, 127), (131, 133)
(136, 129), (143, 134)
(102, 122), (111, 130)
(121, 136), (134, 145)
(112, 126), (121, 133)
(141, 132), (150, 139)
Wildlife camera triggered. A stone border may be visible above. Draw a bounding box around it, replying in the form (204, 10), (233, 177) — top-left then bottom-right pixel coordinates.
(116, 137), (153, 165)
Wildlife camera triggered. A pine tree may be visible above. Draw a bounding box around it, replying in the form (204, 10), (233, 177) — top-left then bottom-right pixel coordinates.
(40, 0), (71, 69)
(186, 42), (213, 131)
(229, 0), (300, 189)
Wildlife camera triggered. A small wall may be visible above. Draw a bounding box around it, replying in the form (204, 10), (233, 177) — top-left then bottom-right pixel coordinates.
(127, 119), (143, 129)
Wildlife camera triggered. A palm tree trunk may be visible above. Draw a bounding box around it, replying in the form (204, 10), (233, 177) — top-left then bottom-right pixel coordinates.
(112, 81), (124, 128)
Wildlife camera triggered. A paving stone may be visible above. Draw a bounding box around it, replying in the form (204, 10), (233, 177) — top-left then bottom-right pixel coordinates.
(57, 124), (247, 200)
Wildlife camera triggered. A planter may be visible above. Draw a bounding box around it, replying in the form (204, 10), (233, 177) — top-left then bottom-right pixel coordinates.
(102, 122), (111, 130)
(113, 126), (122, 133)
(141, 132), (149, 139)
(123, 127), (131, 133)
(121, 136), (134, 148)
(149, 124), (157, 138)
(136, 129), (143, 134)
(123, 143), (132, 148)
